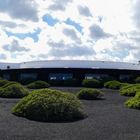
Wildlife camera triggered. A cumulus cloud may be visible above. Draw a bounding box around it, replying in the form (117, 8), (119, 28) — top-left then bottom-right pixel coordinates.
(48, 41), (65, 48)
(48, 0), (72, 11)
(0, 20), (25, 28)
(132, 0), (140, 28)
(48, 41), (95, 57)
(62, 28), (81, 42)
(3, 40), (30, 52)
(0, 0), (38, 22)
(0, 0), (140, 63)
(89, 24), (111, 40)
(0, 54), (7, 60)
(77, 5), (92, 17)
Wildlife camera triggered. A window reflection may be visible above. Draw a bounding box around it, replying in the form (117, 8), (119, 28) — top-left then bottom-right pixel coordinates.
(49, 73), (73, 80)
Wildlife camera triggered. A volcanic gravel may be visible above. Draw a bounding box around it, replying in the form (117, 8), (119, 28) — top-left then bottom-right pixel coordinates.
(0, 88), (140, 140)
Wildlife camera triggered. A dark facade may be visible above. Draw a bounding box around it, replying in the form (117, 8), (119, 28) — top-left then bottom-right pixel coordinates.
(0, 67), (140, 85)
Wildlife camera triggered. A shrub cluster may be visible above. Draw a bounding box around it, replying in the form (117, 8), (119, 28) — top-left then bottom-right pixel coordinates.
(0, 83), (29, 98)
(77, 88), (103, 100)
(82, 79), (101, 88)
(19, 77), (37, 85)
(0, 80), (9, 87)
(125, 92), (140, 109)
(120, 83), (130, 88)
(2, 81), (20, 88)
(100, 76), (115, 85)
(12, 89), (85, 122)
(104, 80), (121, 89)
(26, 81), (50, 89)
(120, 84), (140, 97)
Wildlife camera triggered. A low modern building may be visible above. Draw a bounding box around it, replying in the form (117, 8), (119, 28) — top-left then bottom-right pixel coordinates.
(0, 60), (140, 84)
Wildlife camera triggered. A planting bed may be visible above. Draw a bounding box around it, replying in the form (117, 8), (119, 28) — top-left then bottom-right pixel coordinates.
(0, 88), (140, 140)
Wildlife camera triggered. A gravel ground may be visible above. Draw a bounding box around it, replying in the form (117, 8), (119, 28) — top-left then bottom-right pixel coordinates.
(0, 88), (140, 140)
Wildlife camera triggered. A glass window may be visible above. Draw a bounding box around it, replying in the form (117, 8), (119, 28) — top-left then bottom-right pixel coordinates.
(119, 75), (131, 81)
(20, 73), (37, 81)
(49, 73), (73, 80)
(3, 73), (10, 80)
(85, 74), (108, 80)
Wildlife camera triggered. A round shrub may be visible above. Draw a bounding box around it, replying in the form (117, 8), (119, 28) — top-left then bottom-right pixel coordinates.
(26, 81), (50, 89)
(120, 83), (130, 88)
(82, 79), (101, 88)
(120, 84), (140, 97)
(0, 83), (29, 98)
(2, 81), (20, 88)
(100, 76), (115, 85)
(77, 88), (103, 100)
(125, 92), (140, 109)
(0, 79), (9, 87)
(135, 77), (140, 83)
(104, 80), (121, 89)
(12, 89), (85, 122)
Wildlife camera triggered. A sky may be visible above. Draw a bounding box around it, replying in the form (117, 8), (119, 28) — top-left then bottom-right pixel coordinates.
(0, 0), (140, 63)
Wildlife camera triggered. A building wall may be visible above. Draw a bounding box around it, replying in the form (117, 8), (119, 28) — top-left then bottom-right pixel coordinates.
(0, 68), (140, 84)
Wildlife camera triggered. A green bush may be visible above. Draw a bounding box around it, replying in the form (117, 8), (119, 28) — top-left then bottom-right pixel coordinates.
(120, 83), (130, 88)
(100, 76), (115, 84)
(82, 79), (101, 88)
(120, 84), (140, 97)
(26, 81), (50, 89)
(0, 83), (29, 98)
(125, 92), (140, 109)
(104, 80), (121, 89)
(0, 80), (9, 87)
(12, 89), (85, 122)
(20, 77), (37, 85)
(77, 88), (103, 100)
(2, 81), (20, 88)
(135, 77), (140, 83)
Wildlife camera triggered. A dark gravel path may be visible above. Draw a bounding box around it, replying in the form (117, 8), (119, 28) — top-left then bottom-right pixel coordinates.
(0, 88), (140, 140)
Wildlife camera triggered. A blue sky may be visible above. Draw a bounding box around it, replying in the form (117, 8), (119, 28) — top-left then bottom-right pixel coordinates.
(0, 0), (140, 63)
(5, 28), (41, 42)
(43, 14), (59, 26)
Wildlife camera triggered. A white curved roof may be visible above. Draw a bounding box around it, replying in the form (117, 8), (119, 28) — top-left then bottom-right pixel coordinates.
(0, 60), (140, 70)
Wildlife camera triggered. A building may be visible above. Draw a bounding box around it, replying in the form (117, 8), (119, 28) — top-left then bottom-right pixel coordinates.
(0, 60), (140, 84)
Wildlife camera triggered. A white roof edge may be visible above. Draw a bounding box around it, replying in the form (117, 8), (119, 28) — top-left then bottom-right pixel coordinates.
(0, 60), (140, 70)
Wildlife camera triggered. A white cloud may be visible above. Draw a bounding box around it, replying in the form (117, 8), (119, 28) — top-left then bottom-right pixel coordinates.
(48, 0), (72, 11)
(0, 0), (38, 22)
(77, 5), (92, 17)
(0, 0), (140, 63)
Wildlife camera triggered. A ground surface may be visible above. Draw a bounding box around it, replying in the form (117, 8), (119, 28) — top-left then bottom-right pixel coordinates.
(0, 87), (140, 140)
